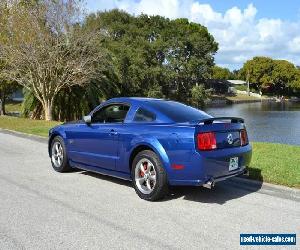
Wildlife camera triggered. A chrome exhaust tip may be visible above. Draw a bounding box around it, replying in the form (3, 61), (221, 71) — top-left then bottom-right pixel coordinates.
(203, 180), (215, 189)
(243, 168), (250, 176)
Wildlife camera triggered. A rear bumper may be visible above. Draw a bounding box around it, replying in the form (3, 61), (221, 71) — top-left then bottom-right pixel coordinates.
(168, 144), (252, 186)
(169, 167), (248, 186)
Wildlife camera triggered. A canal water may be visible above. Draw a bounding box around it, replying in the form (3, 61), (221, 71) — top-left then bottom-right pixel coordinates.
(205, 101), (300, 146)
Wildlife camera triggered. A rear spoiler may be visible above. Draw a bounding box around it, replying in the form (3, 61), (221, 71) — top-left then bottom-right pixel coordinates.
(198, 117), (244, 125)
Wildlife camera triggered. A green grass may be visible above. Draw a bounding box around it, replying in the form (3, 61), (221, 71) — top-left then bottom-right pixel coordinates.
(250, 142), (300, 188)
(211, 93), (261, 104)
(226, 93), (261, 102)
(5, 101), (22, 113)
(234, 85), (248, 91)
(0, 116), (299, 188)
(0, 115), (60, 137)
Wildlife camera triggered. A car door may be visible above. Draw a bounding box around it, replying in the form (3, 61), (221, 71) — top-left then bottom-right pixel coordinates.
(67, 103), (130, 170)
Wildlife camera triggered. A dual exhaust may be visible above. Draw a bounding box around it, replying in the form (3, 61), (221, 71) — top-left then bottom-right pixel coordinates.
(202, 168), (249, 189)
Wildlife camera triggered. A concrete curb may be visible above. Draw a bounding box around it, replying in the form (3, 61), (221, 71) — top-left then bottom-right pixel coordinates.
(0, 128), (47, 143)
(235, 176), (300, 193)
(231, 177), (300, 201)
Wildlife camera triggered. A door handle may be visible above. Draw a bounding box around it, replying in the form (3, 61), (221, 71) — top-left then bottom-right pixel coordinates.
(109, 129), (118, 136)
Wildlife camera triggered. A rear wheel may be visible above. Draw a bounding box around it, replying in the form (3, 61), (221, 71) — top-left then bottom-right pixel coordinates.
(132, 150), (168, 201)
(50, 136), (71, 172)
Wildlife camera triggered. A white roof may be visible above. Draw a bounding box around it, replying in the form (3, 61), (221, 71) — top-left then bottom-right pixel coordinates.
(227, 80), (246, 85)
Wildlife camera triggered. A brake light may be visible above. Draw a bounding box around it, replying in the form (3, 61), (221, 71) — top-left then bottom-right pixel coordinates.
(197, 132), (217, 150)
(240, 129), (248, 146)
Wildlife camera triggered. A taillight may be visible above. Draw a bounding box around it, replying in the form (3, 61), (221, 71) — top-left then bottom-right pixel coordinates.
(240, 129), (248, 146)
(197, 132), (217, 150)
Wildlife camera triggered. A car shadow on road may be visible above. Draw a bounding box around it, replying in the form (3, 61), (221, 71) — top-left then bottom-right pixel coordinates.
(79, 168), (263, 205)
(166, 169), (263, 204)
(80, 171), (132, 188)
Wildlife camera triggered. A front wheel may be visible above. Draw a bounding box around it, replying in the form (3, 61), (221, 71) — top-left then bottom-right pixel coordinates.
(50, 136), (71, 172)
(132, 150), (168, 201)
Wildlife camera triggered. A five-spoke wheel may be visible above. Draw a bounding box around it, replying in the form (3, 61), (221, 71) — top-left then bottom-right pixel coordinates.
(132, 150), (168, 201)
(50, 136), (71, 172)
(51, 141), (64, 168)
(135, 158), (157, 195)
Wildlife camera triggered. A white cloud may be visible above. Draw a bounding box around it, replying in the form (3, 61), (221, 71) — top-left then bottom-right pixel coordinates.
(86, 0), (300, 70)
(257, 18), (283, 41)
(190, 3), (222, 24)
(289, 37), (300, 53)
(135, 0), (180, 19)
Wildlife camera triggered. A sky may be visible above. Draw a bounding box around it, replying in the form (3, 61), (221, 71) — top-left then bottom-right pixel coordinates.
(86, 0), (300, 70)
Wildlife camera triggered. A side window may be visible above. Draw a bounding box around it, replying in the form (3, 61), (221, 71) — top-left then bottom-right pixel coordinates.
(92, 104), (130, 123)
(134, 108), (156, 122)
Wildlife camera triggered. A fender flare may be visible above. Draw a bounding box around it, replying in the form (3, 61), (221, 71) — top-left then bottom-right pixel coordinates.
(128, 137), (171, 173)
(48, 129), (67, 157)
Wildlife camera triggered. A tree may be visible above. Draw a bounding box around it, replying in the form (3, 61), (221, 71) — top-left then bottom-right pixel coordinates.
(239, 56), (274, 92)
(231, 69), (240, 80)
(0, 77), (18, 115)
(271, 60), (299, 95)
(211, 66), (232, 80)
(240, 57), (300, 95)
(0, 1), (19, 115)
(84, 10), (218, 104)
(190, 84), (209, 108)
(291, 69), (300, 93)
(1, 0), (107, 120)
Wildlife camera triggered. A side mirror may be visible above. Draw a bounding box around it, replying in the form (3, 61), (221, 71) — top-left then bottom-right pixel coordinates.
(83, 115), (92, 124)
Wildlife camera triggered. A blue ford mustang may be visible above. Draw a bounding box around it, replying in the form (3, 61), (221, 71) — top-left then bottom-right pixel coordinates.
(49, 97), (252, 201)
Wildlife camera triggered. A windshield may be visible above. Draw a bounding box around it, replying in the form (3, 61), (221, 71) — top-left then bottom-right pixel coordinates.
(147, 101), (211, 123)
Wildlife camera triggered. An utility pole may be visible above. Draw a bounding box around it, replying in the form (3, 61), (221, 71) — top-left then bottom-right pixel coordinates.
(246, 69), (250, 96)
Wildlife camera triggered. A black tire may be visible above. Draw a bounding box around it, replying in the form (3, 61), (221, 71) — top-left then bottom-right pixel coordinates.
(132, 150), (168, 201)
(50, 136), (72, 172)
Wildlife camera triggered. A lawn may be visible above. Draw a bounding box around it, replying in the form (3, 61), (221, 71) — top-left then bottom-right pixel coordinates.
(249, 142), (300, 188)
(5, 101), (22, 113)
(0, 115), (60, 137)
(226, 93), (261, 102)
(0, 115), (299, 188)
(211, 93), (262, 104)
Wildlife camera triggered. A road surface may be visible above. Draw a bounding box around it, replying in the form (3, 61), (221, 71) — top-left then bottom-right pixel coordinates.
(0, 130), (299, 249)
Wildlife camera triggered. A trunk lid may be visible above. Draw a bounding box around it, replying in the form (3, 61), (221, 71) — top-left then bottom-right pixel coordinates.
(195, 117), (248, 150)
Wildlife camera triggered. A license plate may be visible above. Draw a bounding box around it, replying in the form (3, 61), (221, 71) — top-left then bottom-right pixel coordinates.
(229, 157), (239, 171)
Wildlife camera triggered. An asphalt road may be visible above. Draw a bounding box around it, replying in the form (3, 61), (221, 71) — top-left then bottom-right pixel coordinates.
(0, 130), (299, 249)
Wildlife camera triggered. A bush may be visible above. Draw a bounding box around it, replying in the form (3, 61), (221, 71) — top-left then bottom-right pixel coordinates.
(190, 84), (208, 108)
(235, 85), (247, 91)
(146, 84), (164, 99)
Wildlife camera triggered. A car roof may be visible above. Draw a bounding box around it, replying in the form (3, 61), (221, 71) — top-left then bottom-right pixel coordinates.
(97, 97), (210, 123)
(108, 97), (164, 104)
(104, 97), (175, 122)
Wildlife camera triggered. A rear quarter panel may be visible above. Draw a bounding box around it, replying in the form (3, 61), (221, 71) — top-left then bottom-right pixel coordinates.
(116, 124), (196, 178)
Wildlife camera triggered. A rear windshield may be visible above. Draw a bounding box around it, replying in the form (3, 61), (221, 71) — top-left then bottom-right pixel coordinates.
(147, 101), (211, 123)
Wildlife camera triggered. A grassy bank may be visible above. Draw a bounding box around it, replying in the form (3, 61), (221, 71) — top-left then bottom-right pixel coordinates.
(0, 115), (60, 137)
(226, 93), (261, 102)
(0, 115), (299, 188)
(210, 93), (262, 105)
(249, 142), (300, 188)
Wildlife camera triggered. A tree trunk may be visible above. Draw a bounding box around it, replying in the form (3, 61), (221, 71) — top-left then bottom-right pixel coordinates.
(43, 100), (53, 121)
(0, 92), (6, 116)
(2, 99), (5, 115)
(0, 99), (2, 115)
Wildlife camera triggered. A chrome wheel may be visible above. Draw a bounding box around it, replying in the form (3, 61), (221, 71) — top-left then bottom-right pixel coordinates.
(135, 158), (157, 195)
(51, 141), (64, 168)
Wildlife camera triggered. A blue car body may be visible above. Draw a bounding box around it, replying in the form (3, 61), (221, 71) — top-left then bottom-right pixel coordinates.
(48, 97), (252, 186)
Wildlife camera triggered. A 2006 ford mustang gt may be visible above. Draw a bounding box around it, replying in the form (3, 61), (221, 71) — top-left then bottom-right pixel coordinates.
(49, 97), (252, 201)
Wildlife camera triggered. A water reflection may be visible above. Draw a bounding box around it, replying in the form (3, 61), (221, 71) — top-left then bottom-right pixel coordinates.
(205, 102), (300, 145)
